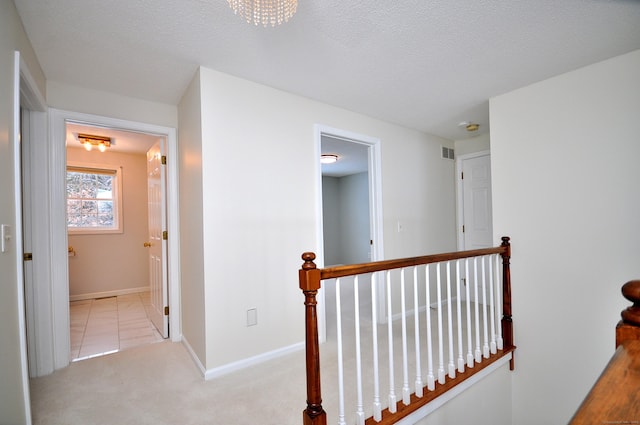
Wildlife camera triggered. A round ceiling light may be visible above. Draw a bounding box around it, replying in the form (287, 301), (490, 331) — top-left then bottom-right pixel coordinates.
(320, 154), (339, 164)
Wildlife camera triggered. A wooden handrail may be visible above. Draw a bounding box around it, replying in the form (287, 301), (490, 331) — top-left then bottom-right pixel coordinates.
(316, 238), (510, 280)
(569, 341), (640, 424)
(298, 237), (514, 425)
(569, 280), (640, 424)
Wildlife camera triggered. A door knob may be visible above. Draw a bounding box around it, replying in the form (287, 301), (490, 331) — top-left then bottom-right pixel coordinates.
(143, 242), (152, 247)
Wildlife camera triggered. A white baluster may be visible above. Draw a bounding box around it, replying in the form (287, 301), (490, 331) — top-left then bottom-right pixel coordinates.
(455, 259), (465, 372)
(425, 264), (435, 391)
(446, 261), (456, 379)
(386, 271), (397, 413)
(488, 255), (497, 355)
(436, 263), (446, 384)
(495, 254), (504, 350)
(465, 259), (474, 368)
(371, 273), (382, 421)
(400, 269), (410, 405)
(413, 266), (423, 397)
(335, 278), (346, 425)
(354, 276), (365, 425)
(481, 257), (490, 359)
(474, 258), (482, 363)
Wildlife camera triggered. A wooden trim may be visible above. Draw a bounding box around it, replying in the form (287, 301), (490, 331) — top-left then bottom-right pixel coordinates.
(299, 253), (327, 425)
(364, 348), (516, 425)
(320, 245), (508, 280)
(569, 340), (640, 424)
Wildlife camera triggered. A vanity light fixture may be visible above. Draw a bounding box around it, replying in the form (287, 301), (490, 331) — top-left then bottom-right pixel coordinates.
(78, 133), (111, 152)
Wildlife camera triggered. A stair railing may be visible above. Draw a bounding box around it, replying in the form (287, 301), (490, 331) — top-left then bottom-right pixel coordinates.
(299, 237), (515, 425)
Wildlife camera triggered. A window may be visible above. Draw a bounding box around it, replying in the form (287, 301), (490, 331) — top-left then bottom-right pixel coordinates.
(66, 165), (123, 234)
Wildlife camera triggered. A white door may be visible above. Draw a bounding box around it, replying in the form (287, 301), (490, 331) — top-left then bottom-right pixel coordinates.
(146, 139), (169, 338)
(458, 152), (493, 303)
(460, 153), (493, 250)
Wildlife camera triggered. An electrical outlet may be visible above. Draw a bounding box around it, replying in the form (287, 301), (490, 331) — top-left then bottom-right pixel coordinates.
(247, 308), (257, 327)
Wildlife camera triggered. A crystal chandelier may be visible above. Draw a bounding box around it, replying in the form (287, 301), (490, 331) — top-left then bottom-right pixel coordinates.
(227, 0), (298, 27)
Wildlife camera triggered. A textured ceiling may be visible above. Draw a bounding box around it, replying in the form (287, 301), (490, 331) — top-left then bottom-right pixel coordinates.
(13, 0), (640, 140)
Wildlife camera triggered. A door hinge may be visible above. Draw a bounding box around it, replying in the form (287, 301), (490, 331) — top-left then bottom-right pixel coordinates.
(462, 225), (465, 233)
(461, 172), (464, 180)
(164, 306), (169, 316)
(162, 230), (168, 240)
(23, 252), (33, 261)
(161, 155), (167, 165)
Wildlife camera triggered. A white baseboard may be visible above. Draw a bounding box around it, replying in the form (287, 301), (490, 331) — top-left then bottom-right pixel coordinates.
(181, 336), (207, 377)
(181, 337), (305, 381)
(201, 342), (305, 381)
(69, 286), (149, 302)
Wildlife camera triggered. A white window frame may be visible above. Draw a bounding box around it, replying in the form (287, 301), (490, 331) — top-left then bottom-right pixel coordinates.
(66, 162), (124, 235)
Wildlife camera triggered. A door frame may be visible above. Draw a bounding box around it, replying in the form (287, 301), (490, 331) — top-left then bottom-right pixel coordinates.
(456, 150), (491, 250)
(314, 124), (385, 342)
(33, 109), (181, 374)
(14, 50), (46, 425)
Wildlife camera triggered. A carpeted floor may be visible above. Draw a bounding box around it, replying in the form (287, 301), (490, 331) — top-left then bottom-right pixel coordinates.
(30, 297), (498, 425)
(30, 341), (307, 425)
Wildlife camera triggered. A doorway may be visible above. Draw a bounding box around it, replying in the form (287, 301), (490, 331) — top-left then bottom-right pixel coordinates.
(315, 125), (384, 343)
(65, 123), (167, 361)
(24, 109), (180, 377)
(456, 151), (493, 303)
(456, 151), (493, 250)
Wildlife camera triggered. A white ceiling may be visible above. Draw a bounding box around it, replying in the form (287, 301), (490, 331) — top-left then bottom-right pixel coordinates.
(13, 0), (640, 141)
(321, 135), (369, 178)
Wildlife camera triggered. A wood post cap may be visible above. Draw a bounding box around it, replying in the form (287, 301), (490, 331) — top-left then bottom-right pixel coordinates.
(621, 280), (640, 327)
(622, 280), (640, 303)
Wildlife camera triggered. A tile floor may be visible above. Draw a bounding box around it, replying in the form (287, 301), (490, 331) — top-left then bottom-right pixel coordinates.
(69, 292), (164, 361)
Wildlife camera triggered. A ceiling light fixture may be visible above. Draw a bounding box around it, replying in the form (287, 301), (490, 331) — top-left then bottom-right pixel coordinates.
(78, 133), (111, 153)
(227, 0), (298, 27)
(465, 123), (479, 132)
(321, 154), (339, 164)
(457, 121), (480, 132)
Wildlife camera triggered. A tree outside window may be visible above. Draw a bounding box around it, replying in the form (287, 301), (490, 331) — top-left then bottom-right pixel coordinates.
(66, 166), (123, 234)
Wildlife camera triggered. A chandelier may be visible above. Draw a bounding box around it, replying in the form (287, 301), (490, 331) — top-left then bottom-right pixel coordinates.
(227, 0), (298, 27)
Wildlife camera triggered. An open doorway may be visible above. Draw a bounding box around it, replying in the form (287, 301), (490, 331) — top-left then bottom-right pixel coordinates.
(65, 123), (167, 361)
(315, 125), (384, 343)
(23, 109), (180, 377)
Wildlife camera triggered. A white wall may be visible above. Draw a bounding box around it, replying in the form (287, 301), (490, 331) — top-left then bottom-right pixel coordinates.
(0, 1), (46, 423)
(491, 49), (640, 424)
(177, 68), (207, 364)
(455, 132), (490, 156)
(417, 363), (513, 425)
(194, 66), (457, 370)
(322, 176), (342, 266)
(322, 172), (370, 265)
(339, 172), (371, 265)
(47, 80), (178, 128)
(67, 148), (149, 298)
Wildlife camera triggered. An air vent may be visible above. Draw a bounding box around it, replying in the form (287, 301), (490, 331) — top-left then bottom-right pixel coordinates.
(441, 146), (455, 160)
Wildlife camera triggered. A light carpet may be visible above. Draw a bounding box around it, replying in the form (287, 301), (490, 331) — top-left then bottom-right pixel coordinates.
(30, 341), (307, 425)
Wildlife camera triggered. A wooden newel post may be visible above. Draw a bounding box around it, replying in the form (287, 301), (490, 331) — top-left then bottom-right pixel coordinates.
(299, 252), (327, 425)
(500, 236), (514, 370)
(616, 280), (640, 347)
